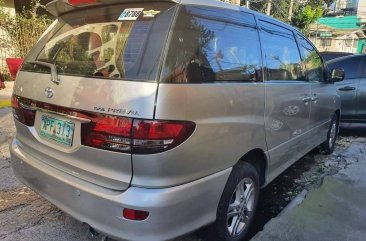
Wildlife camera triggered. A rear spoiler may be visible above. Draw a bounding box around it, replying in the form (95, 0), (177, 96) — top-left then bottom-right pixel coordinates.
(46, 0), (180, 17)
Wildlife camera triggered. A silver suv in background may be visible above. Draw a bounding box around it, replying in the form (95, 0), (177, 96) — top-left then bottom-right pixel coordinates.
(10, 0), (344, 240)
(327, 54), (366, 123)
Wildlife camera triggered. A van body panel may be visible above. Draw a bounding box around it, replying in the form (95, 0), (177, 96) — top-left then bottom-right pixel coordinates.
(14, 72), (157, 119)
(133, 83), (266, 187)
(264, 82), (312, 180)
(13, 72), (157, 190)
(11, 138), (231, 241)
(310, 82), (340, 128)
(14, 119), (132, 190)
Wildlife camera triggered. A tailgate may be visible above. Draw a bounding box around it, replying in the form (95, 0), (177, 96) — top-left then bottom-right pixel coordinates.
(13, 73), (157, 190)
(12, 2), (177, 190)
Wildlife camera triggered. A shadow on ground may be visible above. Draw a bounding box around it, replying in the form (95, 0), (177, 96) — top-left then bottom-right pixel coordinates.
(339, 123), (366, 137)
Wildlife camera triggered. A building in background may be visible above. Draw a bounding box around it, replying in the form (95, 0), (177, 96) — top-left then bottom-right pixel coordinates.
(309, 0), (366, 53)
(222, 0), (241, 5)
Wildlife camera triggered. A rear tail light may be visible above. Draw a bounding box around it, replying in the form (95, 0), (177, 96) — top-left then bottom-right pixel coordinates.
(131, 120), (195, 154)
(82, 117), (195, 154)
(11, 95), (36, 126)
(11, 96), (195, 154)
(82, 116), (133, 152)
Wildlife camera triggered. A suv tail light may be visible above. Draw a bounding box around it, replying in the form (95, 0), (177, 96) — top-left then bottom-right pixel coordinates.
(11, 96), (195, 154)
(131, 120), (195, 154)
(11, 95), (36, 126)
(82, 116), (133, 152)
(82, 117), (195, 154)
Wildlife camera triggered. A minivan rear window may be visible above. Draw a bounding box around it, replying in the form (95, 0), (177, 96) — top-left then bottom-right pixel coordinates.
(22, 3), (176, 81)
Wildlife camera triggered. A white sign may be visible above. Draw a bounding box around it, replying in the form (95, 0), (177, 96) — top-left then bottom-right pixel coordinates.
(118, 8), (144, 21)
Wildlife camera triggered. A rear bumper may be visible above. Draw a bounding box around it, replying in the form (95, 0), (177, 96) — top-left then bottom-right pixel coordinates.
(10, 138), (231, 241)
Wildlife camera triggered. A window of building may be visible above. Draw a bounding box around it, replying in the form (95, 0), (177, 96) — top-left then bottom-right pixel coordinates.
(320, 38), (332, 47)
(346, 0), (359, 9)
(345, 39), (352, 47)
(259, 21), (303, 81)
(162, 6), (262, 83)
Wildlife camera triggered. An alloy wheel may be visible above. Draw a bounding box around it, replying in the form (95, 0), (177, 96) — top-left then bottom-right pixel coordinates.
(227, 178), (256, 237)
(329, 122), (337, 148)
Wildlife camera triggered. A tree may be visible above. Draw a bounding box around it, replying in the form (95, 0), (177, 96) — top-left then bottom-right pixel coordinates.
(224, 0), (332, 33)
(0, 0), (52, 58)
(292, 5), (323, 32)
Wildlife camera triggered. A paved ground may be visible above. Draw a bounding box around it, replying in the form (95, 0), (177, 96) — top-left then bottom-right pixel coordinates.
(252, 135), (366, 241)
(0, 81), (13, 100)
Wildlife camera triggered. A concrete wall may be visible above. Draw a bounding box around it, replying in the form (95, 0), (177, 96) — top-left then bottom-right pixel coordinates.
(2, 0), (15, 17)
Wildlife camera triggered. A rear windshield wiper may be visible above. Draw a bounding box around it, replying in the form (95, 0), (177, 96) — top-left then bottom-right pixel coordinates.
(28, 61), (60, 85)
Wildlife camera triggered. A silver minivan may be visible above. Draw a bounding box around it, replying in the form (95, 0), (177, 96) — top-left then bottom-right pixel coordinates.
(10, 0), (344, 240)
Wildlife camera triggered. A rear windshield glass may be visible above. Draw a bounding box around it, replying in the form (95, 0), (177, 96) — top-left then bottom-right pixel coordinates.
(22, 3), (176, 81)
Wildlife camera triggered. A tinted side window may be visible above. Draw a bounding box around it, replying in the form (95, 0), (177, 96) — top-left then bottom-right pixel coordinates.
(297, 35), (324, 82)
(161, 7), (262, 83)
(259, 21), (303, 81)
(328, 57), (363, 79)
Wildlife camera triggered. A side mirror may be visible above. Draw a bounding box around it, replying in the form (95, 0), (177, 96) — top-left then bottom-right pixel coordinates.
(331, 68), (345, 82)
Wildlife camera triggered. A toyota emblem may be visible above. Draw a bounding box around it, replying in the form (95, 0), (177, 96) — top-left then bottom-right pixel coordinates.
(44, 87), (54, 98)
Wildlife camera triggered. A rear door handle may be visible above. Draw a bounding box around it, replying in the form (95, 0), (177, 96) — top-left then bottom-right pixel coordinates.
(338, 86), (356, 91)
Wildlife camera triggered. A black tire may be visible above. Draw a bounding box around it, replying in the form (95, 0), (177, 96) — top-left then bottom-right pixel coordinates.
(318, 113), (339, 155)
(213, 162), (260, 241)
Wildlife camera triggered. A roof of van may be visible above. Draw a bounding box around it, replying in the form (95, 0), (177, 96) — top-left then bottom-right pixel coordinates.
(46, 0), (296, 32)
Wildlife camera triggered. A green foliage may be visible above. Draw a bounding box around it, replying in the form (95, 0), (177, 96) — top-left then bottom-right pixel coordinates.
(237, 0), (331, 32)
(292, 5), (323, 32)
(0, 0), (52, 58)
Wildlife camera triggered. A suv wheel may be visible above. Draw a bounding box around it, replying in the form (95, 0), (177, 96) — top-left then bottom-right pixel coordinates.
(318, 113), (339, 155)
(214, 162), (259, 241)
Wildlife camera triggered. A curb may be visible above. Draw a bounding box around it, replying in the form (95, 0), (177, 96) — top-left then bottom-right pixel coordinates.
(278, 189), (308, 217)
(250, 190), (308, 241)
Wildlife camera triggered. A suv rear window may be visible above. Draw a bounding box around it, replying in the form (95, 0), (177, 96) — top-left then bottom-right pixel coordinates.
(22, 3), (176, 81)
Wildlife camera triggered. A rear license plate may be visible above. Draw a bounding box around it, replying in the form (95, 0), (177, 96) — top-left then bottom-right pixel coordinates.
(39, 115), (75, 147)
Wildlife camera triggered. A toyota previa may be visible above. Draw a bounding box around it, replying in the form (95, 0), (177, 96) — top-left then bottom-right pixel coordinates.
(10, 0), (344, 240)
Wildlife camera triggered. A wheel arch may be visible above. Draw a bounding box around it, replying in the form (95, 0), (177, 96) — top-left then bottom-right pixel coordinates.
(236, 148), (268, 187)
